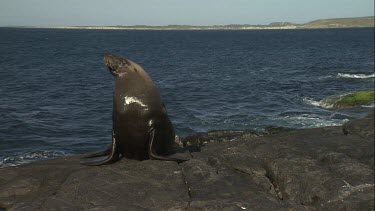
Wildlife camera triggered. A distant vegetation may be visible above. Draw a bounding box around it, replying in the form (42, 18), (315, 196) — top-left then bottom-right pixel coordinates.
(103, 16), (375, 29)
(13, 16), (375, 30)
(301, 16), (374, 29)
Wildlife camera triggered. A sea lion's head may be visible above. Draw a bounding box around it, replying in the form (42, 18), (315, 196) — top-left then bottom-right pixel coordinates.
(103, 53), (145, 77)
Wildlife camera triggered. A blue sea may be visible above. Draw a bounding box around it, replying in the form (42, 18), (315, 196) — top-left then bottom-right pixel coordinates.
(0, 28), (374, 167)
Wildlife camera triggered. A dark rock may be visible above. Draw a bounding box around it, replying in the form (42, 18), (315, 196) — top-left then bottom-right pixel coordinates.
(263, 126), (295, 135)
(0, 113), (374, 210)
(183, 129), (259, 147)
(0, 157), (189, 210)
(343, 112), (374, 138)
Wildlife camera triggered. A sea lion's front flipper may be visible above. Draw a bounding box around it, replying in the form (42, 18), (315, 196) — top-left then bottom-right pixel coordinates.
(80, 134), (120, 166)
(148, 128), (189, 163)
(82, 144), (111, 158)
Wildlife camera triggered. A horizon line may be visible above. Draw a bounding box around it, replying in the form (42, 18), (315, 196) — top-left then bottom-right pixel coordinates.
(1, 15), (373, 28)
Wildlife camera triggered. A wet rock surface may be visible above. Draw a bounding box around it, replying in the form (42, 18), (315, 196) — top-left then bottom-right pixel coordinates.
(343, 112), (374, 138)
(183, 129), (260, 147)
(0, 113), (374, 210)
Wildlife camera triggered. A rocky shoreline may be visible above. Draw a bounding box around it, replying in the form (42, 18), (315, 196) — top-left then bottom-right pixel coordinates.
(0, 112), (373, 210)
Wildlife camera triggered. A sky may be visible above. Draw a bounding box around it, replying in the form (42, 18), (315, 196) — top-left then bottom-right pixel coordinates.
(0, 0), (374, 27)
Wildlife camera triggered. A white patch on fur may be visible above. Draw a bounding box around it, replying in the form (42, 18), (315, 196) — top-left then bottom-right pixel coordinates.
(124, 96), (147, 107)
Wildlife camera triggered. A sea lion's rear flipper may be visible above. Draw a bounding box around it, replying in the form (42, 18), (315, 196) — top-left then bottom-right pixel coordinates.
(148, 128), (189, 163)
(82, 144), (111, 158)
(80, 134), (120, 166)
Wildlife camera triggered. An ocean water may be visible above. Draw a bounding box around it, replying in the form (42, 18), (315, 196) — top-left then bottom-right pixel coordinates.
(0, 28), (374, 167)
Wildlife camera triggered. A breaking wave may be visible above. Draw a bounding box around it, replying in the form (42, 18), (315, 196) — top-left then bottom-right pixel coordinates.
(303, 97), (332, 109)
(303, 93), (349, 109)
(337, 73), (375, 79)
(273, 113), (349, 128)
(303, 94), (375, 109)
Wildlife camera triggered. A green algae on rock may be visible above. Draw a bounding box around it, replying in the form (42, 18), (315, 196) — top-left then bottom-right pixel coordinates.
(313, 91), (375, 109)
(333, 91), (374, 109)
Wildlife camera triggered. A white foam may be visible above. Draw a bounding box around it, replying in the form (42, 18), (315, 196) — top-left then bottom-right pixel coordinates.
(337, 73), (375, 79)
(361, 102), (375, 108)
(274, 114), (349, 128)
(0, 150), (67, 168)
(303, 97), (334, 109)
(303, 97), (323, 107)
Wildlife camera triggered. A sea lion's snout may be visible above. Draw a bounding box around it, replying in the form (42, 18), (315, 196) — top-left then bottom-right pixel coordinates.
(103, 53), (131, 76)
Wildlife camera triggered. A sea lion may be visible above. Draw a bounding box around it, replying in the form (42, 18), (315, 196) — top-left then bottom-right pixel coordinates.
(80, 53), (187, 165)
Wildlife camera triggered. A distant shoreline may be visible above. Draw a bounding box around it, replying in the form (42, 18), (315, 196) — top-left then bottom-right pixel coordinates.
(10, 25), (300, 30)
(2, 16), (374, 30)
(4, 25), (374, 31)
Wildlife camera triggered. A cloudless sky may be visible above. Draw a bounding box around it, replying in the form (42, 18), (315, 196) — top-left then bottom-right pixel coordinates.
(0, 0), (374, 26)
